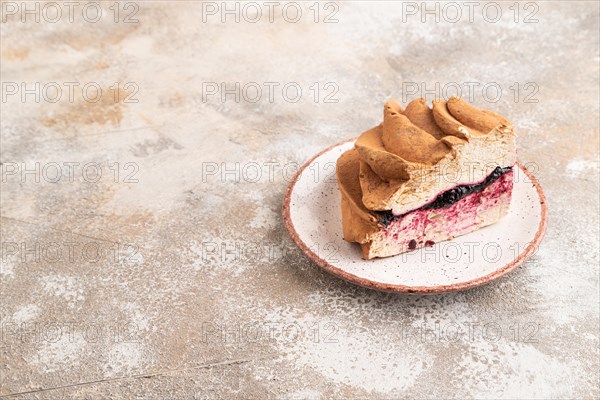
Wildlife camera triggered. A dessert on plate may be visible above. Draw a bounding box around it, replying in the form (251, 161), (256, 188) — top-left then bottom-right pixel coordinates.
(336, 97), (516, 259)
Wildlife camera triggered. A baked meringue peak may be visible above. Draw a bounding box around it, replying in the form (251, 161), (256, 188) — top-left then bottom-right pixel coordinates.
(381, 99), (451, 165)
(351, 96), (516, 214)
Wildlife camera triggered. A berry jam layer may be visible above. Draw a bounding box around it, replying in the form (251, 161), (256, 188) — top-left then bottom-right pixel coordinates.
(362, 169), (514, 258)
(377, 166), (513, 227)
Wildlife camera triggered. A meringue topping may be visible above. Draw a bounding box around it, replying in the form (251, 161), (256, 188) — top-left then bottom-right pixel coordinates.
(340, 96), (517, 216)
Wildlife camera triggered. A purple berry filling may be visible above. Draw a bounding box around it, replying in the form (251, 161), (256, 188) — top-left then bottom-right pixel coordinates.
(378, 166), (513, 227)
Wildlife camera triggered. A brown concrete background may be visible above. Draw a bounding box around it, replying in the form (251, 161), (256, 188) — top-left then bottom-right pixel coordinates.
(1, 1), (599, 399)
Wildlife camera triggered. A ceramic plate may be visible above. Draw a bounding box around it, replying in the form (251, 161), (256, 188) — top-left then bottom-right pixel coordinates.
(283, 139), (547, 293)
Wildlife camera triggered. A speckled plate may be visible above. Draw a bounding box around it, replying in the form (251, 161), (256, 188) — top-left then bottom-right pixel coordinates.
(283, 139), (547, 294)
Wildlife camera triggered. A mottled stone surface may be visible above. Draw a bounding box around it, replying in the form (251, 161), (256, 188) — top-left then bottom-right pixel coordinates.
(1, 1), (598, 399)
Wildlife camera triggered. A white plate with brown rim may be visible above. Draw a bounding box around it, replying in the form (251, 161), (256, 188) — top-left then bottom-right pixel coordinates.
(283, 139), (547, 294)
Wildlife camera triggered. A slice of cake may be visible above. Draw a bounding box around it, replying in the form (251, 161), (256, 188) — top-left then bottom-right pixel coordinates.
(336, 97), (516, 259)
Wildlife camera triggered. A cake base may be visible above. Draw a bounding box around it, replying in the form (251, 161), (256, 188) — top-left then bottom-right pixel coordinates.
(361, 170), (514, 259)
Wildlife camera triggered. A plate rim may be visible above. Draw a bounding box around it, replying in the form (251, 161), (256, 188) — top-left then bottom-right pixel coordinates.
(282, 138), (548, 294)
